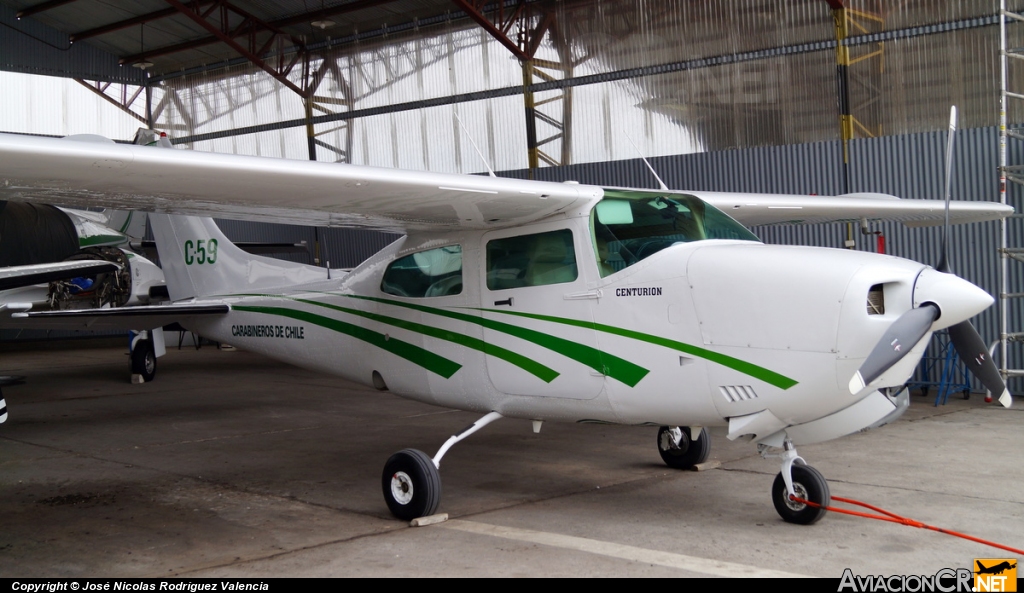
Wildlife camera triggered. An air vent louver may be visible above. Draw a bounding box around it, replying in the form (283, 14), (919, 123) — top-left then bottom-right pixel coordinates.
(867, 284), (885, 315)
(719, 385), (758, 403)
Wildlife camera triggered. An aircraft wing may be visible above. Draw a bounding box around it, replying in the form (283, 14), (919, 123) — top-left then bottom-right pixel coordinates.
(0, 133), (597, 233)
(691, 191), (1012, 227)
(0, 303), (32, 320)
(1, 303), (229, 331)
(0, 260), (120, 291)
(0, 133), (1009, 232)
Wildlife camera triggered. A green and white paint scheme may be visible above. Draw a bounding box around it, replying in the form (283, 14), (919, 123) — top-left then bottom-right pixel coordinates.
(0, 131), (1010, 524)
(63, 207), (132, 249)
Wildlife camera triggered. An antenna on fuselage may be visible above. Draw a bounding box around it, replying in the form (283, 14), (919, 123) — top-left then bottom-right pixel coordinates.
(625, 131), (669, 191)
(453, 110), (496, 178)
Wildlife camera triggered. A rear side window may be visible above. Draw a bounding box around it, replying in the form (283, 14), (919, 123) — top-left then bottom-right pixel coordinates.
(486, 229), (577, 290)
(381, 245), (463, 298)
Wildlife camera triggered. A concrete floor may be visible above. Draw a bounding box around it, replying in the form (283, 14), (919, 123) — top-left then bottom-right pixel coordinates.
(0, 341), (1021, 578)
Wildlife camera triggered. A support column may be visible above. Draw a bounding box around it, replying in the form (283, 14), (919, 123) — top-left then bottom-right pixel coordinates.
(523, 61), (539, 173)
(145, 84), (154, 129)
(454, 0), (573, 175)
(305, 97), (317, 162)
(832, 5), (853, 195)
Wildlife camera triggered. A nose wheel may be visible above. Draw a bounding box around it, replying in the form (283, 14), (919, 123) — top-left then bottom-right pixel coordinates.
(771, 464), (830, 525)
(761, 439), (830, 524)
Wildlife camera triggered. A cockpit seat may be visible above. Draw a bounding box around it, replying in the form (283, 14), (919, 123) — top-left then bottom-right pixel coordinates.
(524, 234), (577, 285)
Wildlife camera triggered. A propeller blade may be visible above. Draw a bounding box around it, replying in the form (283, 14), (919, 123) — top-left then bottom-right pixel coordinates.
(947, 321), (1012, 408)
(936, 106), (957, 274)
(850, 305), (939, 394)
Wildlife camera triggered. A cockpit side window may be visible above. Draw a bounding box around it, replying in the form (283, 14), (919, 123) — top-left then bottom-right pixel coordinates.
(486, 229), (578, 290)
(592, 190), (759, 277)
(381, 245), (463, 298)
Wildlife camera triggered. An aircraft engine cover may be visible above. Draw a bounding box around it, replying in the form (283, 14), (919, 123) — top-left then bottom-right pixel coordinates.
(0, 202), (79, 266)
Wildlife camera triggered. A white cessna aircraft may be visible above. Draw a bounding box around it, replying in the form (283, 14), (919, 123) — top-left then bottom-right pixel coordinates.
(0, 131), (1013, 524)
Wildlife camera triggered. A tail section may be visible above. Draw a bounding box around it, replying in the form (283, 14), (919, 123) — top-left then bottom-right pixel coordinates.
(150, 214), (328, 301)
(102, 209), (148, 239)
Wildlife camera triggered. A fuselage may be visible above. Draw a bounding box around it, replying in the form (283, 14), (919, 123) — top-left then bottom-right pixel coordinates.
(167, 190), (991, 447)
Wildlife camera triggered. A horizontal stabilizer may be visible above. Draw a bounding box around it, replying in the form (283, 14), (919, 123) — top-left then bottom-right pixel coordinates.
(6, 303), (228, 331)
(135, 240), (310, 259)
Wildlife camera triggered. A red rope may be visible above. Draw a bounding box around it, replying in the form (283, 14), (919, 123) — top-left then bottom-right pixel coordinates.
(790, 494), (1024, 556)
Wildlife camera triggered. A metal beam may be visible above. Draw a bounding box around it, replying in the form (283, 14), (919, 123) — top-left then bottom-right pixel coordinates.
(117, 0), (400, 64)
(447, 1), (573, 171)
(73, 79), (149, 124)
(451, 0), (530, 61)
(267, 0), (400, 29)
(16, 0), (79, 19)
(157, 0), (308, 97)
(71, 2), (215, 42)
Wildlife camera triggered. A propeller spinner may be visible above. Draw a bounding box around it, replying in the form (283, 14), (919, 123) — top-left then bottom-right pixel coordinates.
(849, 107), (1012, 408)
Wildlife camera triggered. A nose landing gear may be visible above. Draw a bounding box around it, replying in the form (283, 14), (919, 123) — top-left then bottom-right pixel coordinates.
(761, 439), (830, 525)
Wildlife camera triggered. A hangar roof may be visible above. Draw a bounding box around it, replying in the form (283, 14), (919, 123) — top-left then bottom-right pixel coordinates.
(0, 0), (470, 77)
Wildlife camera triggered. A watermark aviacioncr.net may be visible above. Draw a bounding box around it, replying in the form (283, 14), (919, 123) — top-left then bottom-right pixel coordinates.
(837, 559), (1017, 593)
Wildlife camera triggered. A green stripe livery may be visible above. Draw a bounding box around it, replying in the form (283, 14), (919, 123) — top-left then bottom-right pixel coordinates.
(345, 295), (650, 388)
(232, 305), (462, 379)
(470, 308), (799, 390)
(228, 292), (797, 390)
(291, 298), (559, 383)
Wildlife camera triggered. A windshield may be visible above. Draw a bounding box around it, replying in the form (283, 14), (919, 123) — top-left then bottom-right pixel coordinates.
(591, 189), (760, 277)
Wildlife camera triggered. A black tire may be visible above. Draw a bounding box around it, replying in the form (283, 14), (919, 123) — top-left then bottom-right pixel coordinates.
(382, 449), (441, 521)
(657, 426), (711, 469)
(772, 464), (830, 525)
(131, 339), (156, 382)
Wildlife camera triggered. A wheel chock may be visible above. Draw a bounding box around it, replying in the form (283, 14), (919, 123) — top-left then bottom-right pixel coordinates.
(690, 460), (721, 471)
(410, 513), (449, 527)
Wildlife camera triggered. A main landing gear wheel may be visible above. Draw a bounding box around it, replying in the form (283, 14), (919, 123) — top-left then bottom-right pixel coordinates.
(131, 339), (156, 382)
(657, 426), (711, 469)
(382, 449), (441, 521)
(772, 464), (830, 525)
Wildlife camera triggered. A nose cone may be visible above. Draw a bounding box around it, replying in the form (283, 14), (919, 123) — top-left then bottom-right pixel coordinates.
(913, 268), (993, 330)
